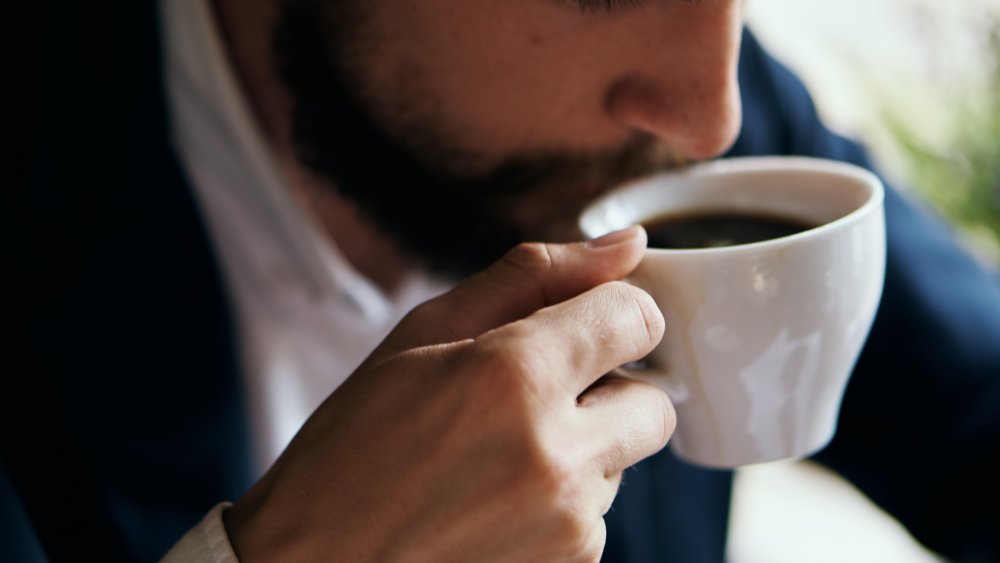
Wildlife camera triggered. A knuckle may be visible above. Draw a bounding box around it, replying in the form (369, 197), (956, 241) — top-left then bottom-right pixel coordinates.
(631, 385), (677, 454)
(400, 299), (437, 328)
(461, 333), (554, 422)
(542, 500), (590, 550)
(604, 282), (665, 353)
(473, 334), (539, 384)
(472, 326), (553, 390)
(401, 298), (467, 342)
(519, 434), (569, 489)
(503, 417), (605, 560)
(398, 299), (444, 335)
(528, 450), (588, 523)
(635, 290), (666, 344)
(534, 450), (577, 494)
(502, 242), (555, 280)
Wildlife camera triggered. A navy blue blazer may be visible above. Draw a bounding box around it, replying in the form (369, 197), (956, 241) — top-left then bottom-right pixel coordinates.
(7, 3), (999, 562)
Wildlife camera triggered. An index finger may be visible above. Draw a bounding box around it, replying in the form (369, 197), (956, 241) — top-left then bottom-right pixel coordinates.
(377, 227), (647, 359)
(474, 280), (665, 397)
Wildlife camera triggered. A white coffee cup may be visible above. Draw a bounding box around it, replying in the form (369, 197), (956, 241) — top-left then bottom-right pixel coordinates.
(579, 156), (886, 468)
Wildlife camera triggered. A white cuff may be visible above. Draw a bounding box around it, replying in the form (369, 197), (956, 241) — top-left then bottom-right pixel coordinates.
(160, 502), (239, 563)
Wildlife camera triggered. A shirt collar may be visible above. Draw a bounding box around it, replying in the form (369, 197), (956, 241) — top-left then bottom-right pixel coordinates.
(159, 0), (421, 322)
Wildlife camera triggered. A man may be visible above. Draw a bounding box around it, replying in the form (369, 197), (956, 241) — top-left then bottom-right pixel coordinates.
(7, 0), (999, 562)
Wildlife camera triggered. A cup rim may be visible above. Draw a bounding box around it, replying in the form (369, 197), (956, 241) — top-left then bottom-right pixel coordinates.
(579, 156), (885, 256)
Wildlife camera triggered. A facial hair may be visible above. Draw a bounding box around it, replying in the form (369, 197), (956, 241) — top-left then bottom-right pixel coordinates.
(273, 0), (688, 279)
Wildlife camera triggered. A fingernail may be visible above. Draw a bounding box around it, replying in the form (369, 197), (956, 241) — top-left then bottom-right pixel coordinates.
(587, 225), (643, 248)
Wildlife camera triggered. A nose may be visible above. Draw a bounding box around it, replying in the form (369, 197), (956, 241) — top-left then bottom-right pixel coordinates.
(605, 2), (744, 160)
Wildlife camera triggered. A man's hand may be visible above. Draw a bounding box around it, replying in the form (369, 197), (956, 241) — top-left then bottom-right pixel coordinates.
(225, 226), (675, 562)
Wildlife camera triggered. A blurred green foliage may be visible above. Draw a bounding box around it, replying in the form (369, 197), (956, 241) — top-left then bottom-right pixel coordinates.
(881, 15), (1000, 264)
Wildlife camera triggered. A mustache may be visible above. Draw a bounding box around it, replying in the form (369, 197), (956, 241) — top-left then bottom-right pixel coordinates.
(463, 134), (694, 201)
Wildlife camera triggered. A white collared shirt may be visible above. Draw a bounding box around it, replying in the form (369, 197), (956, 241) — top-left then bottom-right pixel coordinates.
(158, 1), (449, 559)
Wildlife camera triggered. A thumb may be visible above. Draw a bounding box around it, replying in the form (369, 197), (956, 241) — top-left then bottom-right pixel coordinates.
(379, 225), (647, 355)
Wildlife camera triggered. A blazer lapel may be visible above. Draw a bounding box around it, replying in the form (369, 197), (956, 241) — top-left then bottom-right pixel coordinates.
(11, 2), (254, 560)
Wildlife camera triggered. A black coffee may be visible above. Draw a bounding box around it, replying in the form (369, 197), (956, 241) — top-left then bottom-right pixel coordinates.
(643, 211), (815, 249)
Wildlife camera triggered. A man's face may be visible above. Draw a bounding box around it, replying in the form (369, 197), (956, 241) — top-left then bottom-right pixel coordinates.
(275, 0), (744, 277)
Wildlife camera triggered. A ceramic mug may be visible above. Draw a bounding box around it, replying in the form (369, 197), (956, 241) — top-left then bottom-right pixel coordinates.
(579, 157), (886, 468)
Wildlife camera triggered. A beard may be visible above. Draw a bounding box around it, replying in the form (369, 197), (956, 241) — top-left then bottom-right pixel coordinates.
(272, 0), (689, 279)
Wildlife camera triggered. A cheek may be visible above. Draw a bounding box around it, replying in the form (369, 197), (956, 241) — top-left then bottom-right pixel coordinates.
(363, 2), (627, 164)
(355, 1), (745, 169)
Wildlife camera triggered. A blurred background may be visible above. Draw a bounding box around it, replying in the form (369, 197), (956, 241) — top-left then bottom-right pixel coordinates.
(728, 0), (1000, 561)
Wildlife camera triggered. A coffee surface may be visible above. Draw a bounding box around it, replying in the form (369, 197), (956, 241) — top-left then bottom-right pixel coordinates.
(643, 211), (815, 249)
